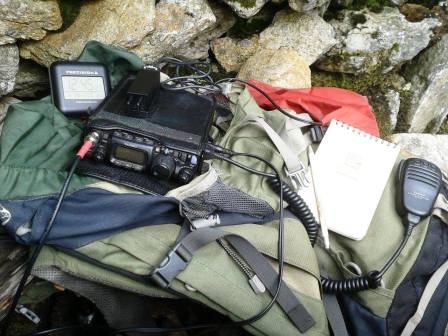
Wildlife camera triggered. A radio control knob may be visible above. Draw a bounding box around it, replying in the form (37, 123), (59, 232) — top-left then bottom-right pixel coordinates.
(178, 168), (194, 184)
(151, 154), (175, 180)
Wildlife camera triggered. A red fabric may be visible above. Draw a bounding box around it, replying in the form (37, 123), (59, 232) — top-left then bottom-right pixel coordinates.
(246, 80), (379, 136)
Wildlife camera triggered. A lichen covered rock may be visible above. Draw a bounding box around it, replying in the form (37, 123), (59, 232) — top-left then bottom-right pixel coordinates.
(20, 0), (155, 67)
(174, 2), (236, 60)
(258, 9), (337, 65)
(288, 0), (331, 14)
(222, 0), (269, 18)
(212, 35), (259, 72)
(403, 34), (448, 133)
(132, 0), (215, 63)
(0, 44), (19, 97)
(238, 47), (311, 88)
(0, 0), (62, 45)
(316, 7), (440, 74)
(391, 133), (448, 171)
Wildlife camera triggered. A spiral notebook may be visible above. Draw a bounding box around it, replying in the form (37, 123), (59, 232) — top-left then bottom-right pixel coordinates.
(314, 120), (400, 240)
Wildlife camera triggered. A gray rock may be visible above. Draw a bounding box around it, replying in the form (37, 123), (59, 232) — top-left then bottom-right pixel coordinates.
(258, 9), (337, 65)
(0, 44), (19, 97)
(316, 7), (440, 74)
(0, 96), (21, 134)
(0, 0), (62, 45)
(391, 0), (408, 5)
(212, 35), (259, 72)
(132, 0), (215, 63)
(391, 133), (448, 171)
(174, 2), (236, 60)
(403, 35), (448, 133)
(288, 0), (331, 14)
(20, 0), (155, 67)
(13, 60), (49, 98)
(385, 89), (400, 130)
(222, 0), (269, 18)
(238, 47), (311, 88)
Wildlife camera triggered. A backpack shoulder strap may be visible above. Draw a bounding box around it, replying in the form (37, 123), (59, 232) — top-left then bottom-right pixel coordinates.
(400, 259), (448, 336)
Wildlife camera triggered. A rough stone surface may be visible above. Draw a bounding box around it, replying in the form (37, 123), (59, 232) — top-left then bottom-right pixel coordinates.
(0, 0), (62, 45)
(288, 0), (331, 14)
(174, 2), (236, 60)
(391, 133), (448, 171)
(258, 10), (337, 65)
(13, 60), (49, 98)
(316, 7), (440, 74)
(222, 0), (269, 18)
(0, 96), (20, 134)
(0, 44), (19, 97)
(385, 89), (400, 130)
(212, 35), (259, 72)
(404, 34), (448, 133)
(238, 47), (311, 88)
(20, 0), (155, 67)
(400, 3), (431, 22)
(132, 0), (215, 63)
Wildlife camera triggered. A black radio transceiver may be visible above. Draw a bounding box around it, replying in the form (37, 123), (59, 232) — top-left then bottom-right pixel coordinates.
(49, 61), (110, 116)
(82, 68), (214, 188)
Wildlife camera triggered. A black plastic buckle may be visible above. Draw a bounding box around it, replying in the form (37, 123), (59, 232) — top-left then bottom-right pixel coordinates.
(151, 243), (193, 288)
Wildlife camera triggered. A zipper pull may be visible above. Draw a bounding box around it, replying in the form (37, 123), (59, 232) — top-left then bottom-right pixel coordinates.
(249, 275), (266, 294)
(15, 304), (41, 324)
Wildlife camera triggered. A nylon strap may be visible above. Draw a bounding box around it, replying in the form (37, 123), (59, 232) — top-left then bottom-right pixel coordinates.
(225, 235), (315, 332)
(151, 227), (315, 333)
(320, 269), (349, 336)
(400, 259), (448, 336)
(242, 116), (311, 189)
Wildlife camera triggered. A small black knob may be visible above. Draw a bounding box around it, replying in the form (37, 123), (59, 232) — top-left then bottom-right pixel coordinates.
(178, 168), (194, 184)
(151, 154), (175, 180)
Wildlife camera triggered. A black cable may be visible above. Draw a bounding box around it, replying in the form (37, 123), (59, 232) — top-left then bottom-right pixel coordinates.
(263, 167), (417, 293)
(19, 151), (286, 336)
(379, 225), (414, 277)
(20, 325), (109, 336)
(268, 177), (318, 246)
(107, 151), (287, 335)
(215, 78), (322, 127)
(1, 156), (81, 334)
(154, 58), (322, 127)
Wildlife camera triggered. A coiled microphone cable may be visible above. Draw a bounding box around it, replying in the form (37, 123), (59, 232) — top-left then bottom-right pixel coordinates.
(264, 170), (418, 293)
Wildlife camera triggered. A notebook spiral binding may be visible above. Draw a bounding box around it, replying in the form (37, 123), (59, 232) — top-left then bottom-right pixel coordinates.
(333, 120), (399, 148)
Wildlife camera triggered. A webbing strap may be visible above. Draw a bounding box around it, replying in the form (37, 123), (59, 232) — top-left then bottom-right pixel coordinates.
(151, 227), (315, 333)
(249, 117), (311, 189)
(400, 259), (448, 336)
(226, 235), (315, 332)
(322, 294), (349, 336)
(320, 270), (349, 336)
(434, 193), (448, 225)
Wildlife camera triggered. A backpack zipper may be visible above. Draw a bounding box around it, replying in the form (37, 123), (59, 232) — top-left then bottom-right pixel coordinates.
(217, 239), (265, 294)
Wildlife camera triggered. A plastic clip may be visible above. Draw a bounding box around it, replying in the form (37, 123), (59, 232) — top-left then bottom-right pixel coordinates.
(152, 243), (193, 288)
(285, 165), (311, 190)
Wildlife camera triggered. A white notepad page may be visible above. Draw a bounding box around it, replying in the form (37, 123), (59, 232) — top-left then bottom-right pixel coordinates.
(314, 120), (400, 240)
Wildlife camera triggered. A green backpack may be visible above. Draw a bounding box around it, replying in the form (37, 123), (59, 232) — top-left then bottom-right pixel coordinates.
(1, 41), (447, 336)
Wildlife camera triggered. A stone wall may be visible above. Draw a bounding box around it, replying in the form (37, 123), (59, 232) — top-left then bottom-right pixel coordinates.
(0, 0), (447, 160)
